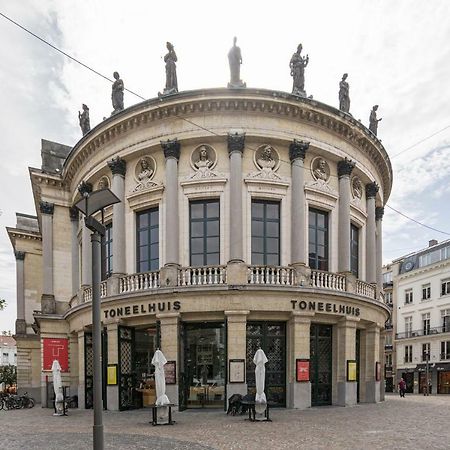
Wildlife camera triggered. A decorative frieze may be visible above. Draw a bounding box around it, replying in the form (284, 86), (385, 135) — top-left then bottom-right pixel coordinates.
(337, 157), (356, 178)
(227, 132), (245, 155)
(375, 206), (384, 221)
(39, 201), (54, 215)
(289, 139), (309, 162)
(108, 156), (127, 176)
(161, 138), (181, 160)
(365, 182), (379, 199)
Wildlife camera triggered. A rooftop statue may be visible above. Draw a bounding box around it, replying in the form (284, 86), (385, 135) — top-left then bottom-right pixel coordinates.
(339, 73), (350, 113)
(290, 44), (309, 97)
(228, 37), (246, 88)
(162, 42), (178, 96)
(111, 71), (124, 115)
(369, 105), (382, 136)
(78, 104), (90, 136)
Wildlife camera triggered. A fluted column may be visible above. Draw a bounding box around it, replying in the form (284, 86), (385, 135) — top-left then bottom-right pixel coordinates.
(70, 207), (79, 296)
(79, 182), (93, 287)
(108, 156), (127, 275)
(365, 182), (379, 284)
(376, 206), (384, 294)
(289, 139), (309, 266)
(15, 251), (26, 334)
(228, 132), (245, 262)
(337, 158), (355, 273)
(161, 139), (181, 266)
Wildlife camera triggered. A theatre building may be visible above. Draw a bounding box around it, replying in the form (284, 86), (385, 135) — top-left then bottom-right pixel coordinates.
(7, 88), (392, 410)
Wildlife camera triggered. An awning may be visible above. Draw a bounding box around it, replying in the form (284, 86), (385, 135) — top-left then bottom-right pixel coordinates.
(415, 363), (450, 371)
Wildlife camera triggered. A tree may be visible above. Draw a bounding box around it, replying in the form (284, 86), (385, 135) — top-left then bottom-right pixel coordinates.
(0, 298), (6, 311)
(0, 365), (17, 387)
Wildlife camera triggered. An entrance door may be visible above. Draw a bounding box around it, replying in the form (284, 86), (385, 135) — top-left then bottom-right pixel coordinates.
(118, 326), (136, 411)
(84, 330), (107, 409)
(246, 322), (286, 406)
(402, 372), (414, 393)
(419, 372), (432, 394)
(310, 324), (332, 406)
(438, 371), (450, 394)
(182, 322), (226, 409)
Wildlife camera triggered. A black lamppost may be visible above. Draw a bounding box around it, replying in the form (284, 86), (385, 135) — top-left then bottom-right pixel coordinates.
(75, 182), (120, 450)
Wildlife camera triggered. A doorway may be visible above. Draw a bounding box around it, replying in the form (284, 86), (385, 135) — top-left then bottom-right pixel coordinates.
(84, 330), (107, 410)
(310, 324), (332, 406)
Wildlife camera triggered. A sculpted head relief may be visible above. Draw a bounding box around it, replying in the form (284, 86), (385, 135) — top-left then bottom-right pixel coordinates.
(312, 157), (329, 182)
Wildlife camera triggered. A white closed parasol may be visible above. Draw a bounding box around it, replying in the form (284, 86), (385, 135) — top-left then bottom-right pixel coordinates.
(151, 349), (171, 406)
(52, 359), (63, 415)
(253, 348), (268, 404)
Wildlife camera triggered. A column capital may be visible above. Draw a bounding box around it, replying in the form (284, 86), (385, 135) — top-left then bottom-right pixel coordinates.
(337, 157), (356, 178)
(375, 206), (384, 221)
(289, 139), (309, 162)
(107, 156), (127, 176)
(365, 181), (379, 199)
(39, 201), (54, 215)
(69, 206), (79, 221)
(161, 138), (181, 160)
(78, 180), (93, 197)
(227, 132), (245, 155)
(15, 251), (25, 260)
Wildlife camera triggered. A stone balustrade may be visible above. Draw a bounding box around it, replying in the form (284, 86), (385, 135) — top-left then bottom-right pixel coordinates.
(356, 279), (376, 299)
(120, 271), (160, 293)
(310, 270), (346, 291)
(178, 266), (227, 286)
(248, 265), (297, 286)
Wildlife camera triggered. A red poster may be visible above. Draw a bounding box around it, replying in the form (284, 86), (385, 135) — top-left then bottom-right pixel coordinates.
(296, 359), (310, 382)
(43, 338), (69, 372)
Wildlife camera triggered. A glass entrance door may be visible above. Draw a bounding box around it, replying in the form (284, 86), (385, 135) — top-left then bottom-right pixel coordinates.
(183, 322), (226, 409)
(310, 324), (332, 406)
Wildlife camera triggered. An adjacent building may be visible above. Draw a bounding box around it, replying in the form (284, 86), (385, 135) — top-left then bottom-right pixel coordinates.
(7, 88), (392, 410)
(0, 335), (17, 367)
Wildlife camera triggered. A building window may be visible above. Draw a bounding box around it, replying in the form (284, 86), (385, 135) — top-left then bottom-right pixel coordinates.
(385, 354), (392, 367)
(251, 200), (280, 266)
(383, 271), (393, 285)
(404, 345), (412, 363)
(308, 208), (328, 271)
(442, 279), (450, 296)
(441, 341), (450, 360)
(136, 207), (159, 272)
(384, 291), (393, 305)
(405, 289), (413, 304)
(190, 199), (220, 266)
(405, 316), (412, 338)
(350, 224), (359, 277)
(422, 312), (431, 336)
(102, 223), (113, 280)
(441, 309), (450, 332)
(422, 343), (430, 362)
(422, 284), (431, 301)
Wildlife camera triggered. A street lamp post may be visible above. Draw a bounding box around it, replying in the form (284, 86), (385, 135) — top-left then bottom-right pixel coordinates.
(75, 183), (120, 450)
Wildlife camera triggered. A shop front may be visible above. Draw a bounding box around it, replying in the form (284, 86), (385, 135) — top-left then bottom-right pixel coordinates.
(438, 370), (450, 394)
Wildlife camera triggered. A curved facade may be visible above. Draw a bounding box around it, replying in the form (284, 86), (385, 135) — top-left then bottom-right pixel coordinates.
(9, 88), (392, 410)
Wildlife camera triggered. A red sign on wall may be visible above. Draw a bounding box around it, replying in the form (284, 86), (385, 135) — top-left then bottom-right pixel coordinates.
(296, 359), (310, 382)
(43, 338), (69, 372)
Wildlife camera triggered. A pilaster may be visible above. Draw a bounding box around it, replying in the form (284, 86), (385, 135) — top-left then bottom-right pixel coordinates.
(70, 207), (79, 297)
(40, 201), (55, 314)
(106, 322), (120, 411)
(15, 251), (26, 335)
(363, 324), (381, 403)
(365, 182), (378, 284)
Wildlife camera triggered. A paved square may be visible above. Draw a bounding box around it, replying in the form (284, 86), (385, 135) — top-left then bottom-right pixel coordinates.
(1, 394), (449, 449)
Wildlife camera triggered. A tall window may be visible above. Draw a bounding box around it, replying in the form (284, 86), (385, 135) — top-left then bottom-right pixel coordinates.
(405, 289), (413, 304)
(422, 284), (431, 300)
(441, 341), (450, 360)
(422, 343), (430, 362)
(441, 309), (450, 332)
(309, 208), (328, 270)
(350, 224), (359, 277)
(404, 345), (412, 363)
(405, 316), (413, 338)
(422, 312), (431, 335)
(102, 223), (113, 280)
(442, 279), (450, 296)
(137, 208), (159, 272)
(251, 200), (280, 266)
(190, 200), (220, 266)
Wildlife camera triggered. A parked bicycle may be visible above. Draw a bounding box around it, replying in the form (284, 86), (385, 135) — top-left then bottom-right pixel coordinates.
(0, 392), (35, 410)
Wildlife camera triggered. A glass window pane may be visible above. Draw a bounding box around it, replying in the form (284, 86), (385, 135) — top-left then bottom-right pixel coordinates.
(139, 260), (149, 272)
(150, 210), (159, 227)
(150, 243), (159, 259)
(317, 230), (325, 246)
(191, 203), (204, 219)
(266, 221), (279, 238)
(317, 245), (325, 258)
(266, 254), (279, 266)
(139, 230), (148, 246)
(206, 201), (219, 218)
(149, 259), (159, 271)
(138, 213), (148, 228)
(207, 253), (220, 265)
(150, 227), (159, 244)
(206, 220), (219, 236)
(252, 237), (264, 253)
(252, 220), (264, 236)
(206, 237), (219, 253)
(266, 238), (279, 253)
(252, 202), (264, 218)
(317, 213), (325, 228)
(191, 221), (203, 238)
(191, 254), (204, 266)
(191, 238), (204, 254)
(252, 253), (264, 265)
(266, 203), (279, 220)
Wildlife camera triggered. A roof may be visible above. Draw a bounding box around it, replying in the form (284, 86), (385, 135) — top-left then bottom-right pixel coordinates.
(0, 336), (16, 347)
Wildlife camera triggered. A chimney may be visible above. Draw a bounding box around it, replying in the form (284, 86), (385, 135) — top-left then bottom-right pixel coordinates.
(429, 239), (438, 247)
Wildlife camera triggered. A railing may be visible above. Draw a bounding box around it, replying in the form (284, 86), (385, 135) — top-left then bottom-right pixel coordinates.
(310, 270), (346, 291)
(100, 281), (107, 298)
(248, 266), (296, 286)
(120, 271), (160, 293)
(356, 280), (376, 299)
(178, 266), (227, 286)
(396, 325), (450, 339)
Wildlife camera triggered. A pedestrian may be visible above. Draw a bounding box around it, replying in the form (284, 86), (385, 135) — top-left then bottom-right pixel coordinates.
(398, 377), (406, 398)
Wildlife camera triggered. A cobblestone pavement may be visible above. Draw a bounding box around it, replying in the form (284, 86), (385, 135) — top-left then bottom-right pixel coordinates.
(1, 394), (450, 449)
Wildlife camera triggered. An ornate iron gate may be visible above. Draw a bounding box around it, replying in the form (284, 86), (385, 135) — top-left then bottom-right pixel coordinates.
(84, 331), (107, 410)
(246, 322), (286, 406)
(118, 326), (135, 411)
(310, 324), (332, 406)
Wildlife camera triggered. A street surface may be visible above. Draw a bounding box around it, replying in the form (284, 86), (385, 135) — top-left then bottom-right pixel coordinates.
(1, 394), (449, 449)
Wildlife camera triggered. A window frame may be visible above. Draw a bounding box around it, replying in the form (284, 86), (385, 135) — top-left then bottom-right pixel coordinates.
(308, 207), (329, 271)
(442, 279), (450, 296)
(350, 223), (359, 278)
(136, 207), (160, 273)
(422, 343), (431, 362)
(405, 289), (413, 305)
(404, 345), (412, 363)
(101, 222), (113, 281)
(422, 284), (431, 301)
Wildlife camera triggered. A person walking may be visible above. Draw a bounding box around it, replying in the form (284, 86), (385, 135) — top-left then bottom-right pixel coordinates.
(398, 378), (406, 398)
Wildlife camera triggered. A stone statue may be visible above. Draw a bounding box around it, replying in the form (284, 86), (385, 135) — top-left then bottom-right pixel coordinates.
(195, 146), (213, 169)
(256, 145), (276, 170)
(162, 42), (178, 95)
(137, 158), (154, 182)
(339, 73), (350, 113)
(290, 44), (309, 97)
(111, 71), (124, 114)
(78, 104), (90, 135)
(313, 158), (329, 181)
(228, 37), (246, 88)
(369, 105), (382, 135)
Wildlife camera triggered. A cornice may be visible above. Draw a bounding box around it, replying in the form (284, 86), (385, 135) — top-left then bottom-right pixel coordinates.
(61, 88), (393, 202)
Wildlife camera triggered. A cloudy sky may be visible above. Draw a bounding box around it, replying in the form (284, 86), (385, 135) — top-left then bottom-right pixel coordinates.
(1, 0), (450, 331)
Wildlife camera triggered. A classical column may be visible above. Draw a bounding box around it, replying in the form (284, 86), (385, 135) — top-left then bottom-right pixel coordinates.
(365, 182), (379, 284)
(336, 317), (359, 406)
(225, 310), (249, 398)
(15, 251), (26, 335)
(161, 139), (181, 266)
(79, 182), (93, 287)
(375, 206), (384, 294)
(289, 312), (314, 409)
(337, 158), (355, 273)
(379, 329), (386, 402)
(108, 156), (127, 275)
(289, 139), (309, 267)
(227, 132), (245, 262)
(70, 207), (79, 296)
(106, 322), (120, 410)
(364, 325), (381, 402)
(40, 201), (55, 314)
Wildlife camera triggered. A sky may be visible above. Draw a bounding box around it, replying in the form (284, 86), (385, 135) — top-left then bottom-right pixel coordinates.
(1, 0), (450, 331)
